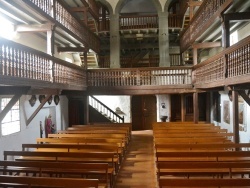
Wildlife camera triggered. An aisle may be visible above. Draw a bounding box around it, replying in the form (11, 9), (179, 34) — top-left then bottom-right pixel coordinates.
(114, 130), (158, 188)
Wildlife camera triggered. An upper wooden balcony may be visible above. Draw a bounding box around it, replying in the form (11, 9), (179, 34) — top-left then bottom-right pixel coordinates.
(0, 0), (100, 53)
(1, 33), (250, 94)
(179, 0), (250, 53)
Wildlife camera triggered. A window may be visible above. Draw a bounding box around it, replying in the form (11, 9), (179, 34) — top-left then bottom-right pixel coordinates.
(0, 98), (20, 136)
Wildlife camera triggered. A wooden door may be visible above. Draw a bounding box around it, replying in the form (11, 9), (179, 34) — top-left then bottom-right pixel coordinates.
(132, 95), (156, 130)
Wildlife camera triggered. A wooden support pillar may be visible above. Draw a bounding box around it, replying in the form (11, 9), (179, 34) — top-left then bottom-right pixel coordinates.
(181, 94), (185, 122)
(193, 92), (198, 124)
(206, 92), (211, 123)
(221, 17), (230, 48)
(193, 47), (198, 65)
(83, 51), (88, 70)
(47, 25), (55, 56)
(83, 95), (89, 124)
(232, 90), (239, 143)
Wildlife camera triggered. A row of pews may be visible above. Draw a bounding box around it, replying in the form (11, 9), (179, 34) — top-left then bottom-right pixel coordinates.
(153, 122), (250, 188)
(1, 123), (132, 188)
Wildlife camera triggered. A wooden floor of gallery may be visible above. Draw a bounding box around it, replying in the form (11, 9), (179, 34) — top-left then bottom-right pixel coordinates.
(115, 130), (158, 188)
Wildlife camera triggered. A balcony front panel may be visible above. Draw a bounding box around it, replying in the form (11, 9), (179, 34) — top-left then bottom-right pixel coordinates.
(193, 35), (250, 88)
(87, 67), (192, 87)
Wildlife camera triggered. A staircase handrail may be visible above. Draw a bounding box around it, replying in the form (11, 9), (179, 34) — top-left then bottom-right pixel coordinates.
(89, 96), (124, 123)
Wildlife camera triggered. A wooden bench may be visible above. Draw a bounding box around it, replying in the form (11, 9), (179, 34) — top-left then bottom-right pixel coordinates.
(155, 143), (250, 152)
(70, 124), (132, 140)
(22, 143), (123, 166)
(157, 161), (250, 179)
(155, 151), (250, 162)
(0, 160), (110, 187)
(153, 128), (228, 133)
(0, 175), (99, 188)
(4, 151), (118, 174)
(154, 137), (231, 144)
(158, 178), (250, 188)
(58, 129), (129, 141)
(154, 132), (234, 138)
(36, 137), (126, 156)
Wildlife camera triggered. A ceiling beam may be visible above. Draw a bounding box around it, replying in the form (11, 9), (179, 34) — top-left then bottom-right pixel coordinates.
(224, 12), (250, 22)
(238, 90), (250, 106)
(15, 23), (54, 33)
(0, 86), (30, 95)
(192, 41), (221, 49)
(57, 47), (88, 53)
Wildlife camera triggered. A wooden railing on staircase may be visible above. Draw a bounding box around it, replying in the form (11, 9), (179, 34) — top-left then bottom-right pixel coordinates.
(89, 96), (124, 123)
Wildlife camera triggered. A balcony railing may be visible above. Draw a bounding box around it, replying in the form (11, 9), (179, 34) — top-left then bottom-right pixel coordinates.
(24, 0), (100, 52)
(87, 67), (192, 87)
(120, 15), (158, 30)
(193, 35), (250, 88)
(168, 14), (182, 28)
(180, 0), (233, 52)
(0, 37), (86, 90)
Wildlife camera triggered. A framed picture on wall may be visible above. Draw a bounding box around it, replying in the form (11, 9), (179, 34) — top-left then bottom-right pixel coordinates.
(223, 100), (230, 124)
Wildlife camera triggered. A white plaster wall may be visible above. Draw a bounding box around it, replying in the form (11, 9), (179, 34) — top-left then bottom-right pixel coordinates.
(94, 96), (131, 123)
(0, 95), (68, 160)
(156, 95), (171, 122)
(238, 23), (250, 41)
(212, 92), (250, 143)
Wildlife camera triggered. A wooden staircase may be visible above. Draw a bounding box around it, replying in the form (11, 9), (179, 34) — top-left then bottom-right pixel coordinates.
(80, 51), (99, 69)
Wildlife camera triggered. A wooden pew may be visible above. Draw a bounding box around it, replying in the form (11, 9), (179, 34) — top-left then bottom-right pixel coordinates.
(155, 143), (250, 152)
(0, 160), (110, 187)
(22, 143), (123, 165)
(36, 137), (126, 156)
(0, 175), (99, 188)
(70, 124), (132, 140)
(157, 161), (250, 179)
(4, 151), (118, 174)
(158, 178), (250, 188)
(155, 151), (250, 162)
(153, 128), (228, 133)
(154, 137), (231, 144)
(154, 132), (234, 138)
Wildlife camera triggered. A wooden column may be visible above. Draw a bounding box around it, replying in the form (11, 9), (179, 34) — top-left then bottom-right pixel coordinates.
(181, 94), (185, 122)
(221, 17), (230, 48)
(83, 95), (89, 124)
(206, 92), (211, 123)
(193, 48), (198, 65)
(193, 92), (198, 124)
(232, 90), (239, 143)
(47, 25), (55, 56)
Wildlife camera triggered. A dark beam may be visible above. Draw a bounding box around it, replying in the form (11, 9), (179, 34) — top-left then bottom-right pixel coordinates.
(232, 90), (239, 144)
(57, 47), (88, 53)
(0, 93), (22, 122)
(27, 95), (52, 126)
(27, 89), (61, 95)
(224, 12), (250, 22)
(192, 42), (221, 49)
(0, 86), (30, 95)
(193, 92), (199, 124)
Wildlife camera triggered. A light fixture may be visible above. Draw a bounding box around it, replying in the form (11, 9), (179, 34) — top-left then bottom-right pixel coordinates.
(54, 95), (60, 105)
(29, 95), (36, 107)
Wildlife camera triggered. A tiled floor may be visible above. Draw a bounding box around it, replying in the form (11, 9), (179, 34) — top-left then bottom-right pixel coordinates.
(115, 130), (158, 188)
